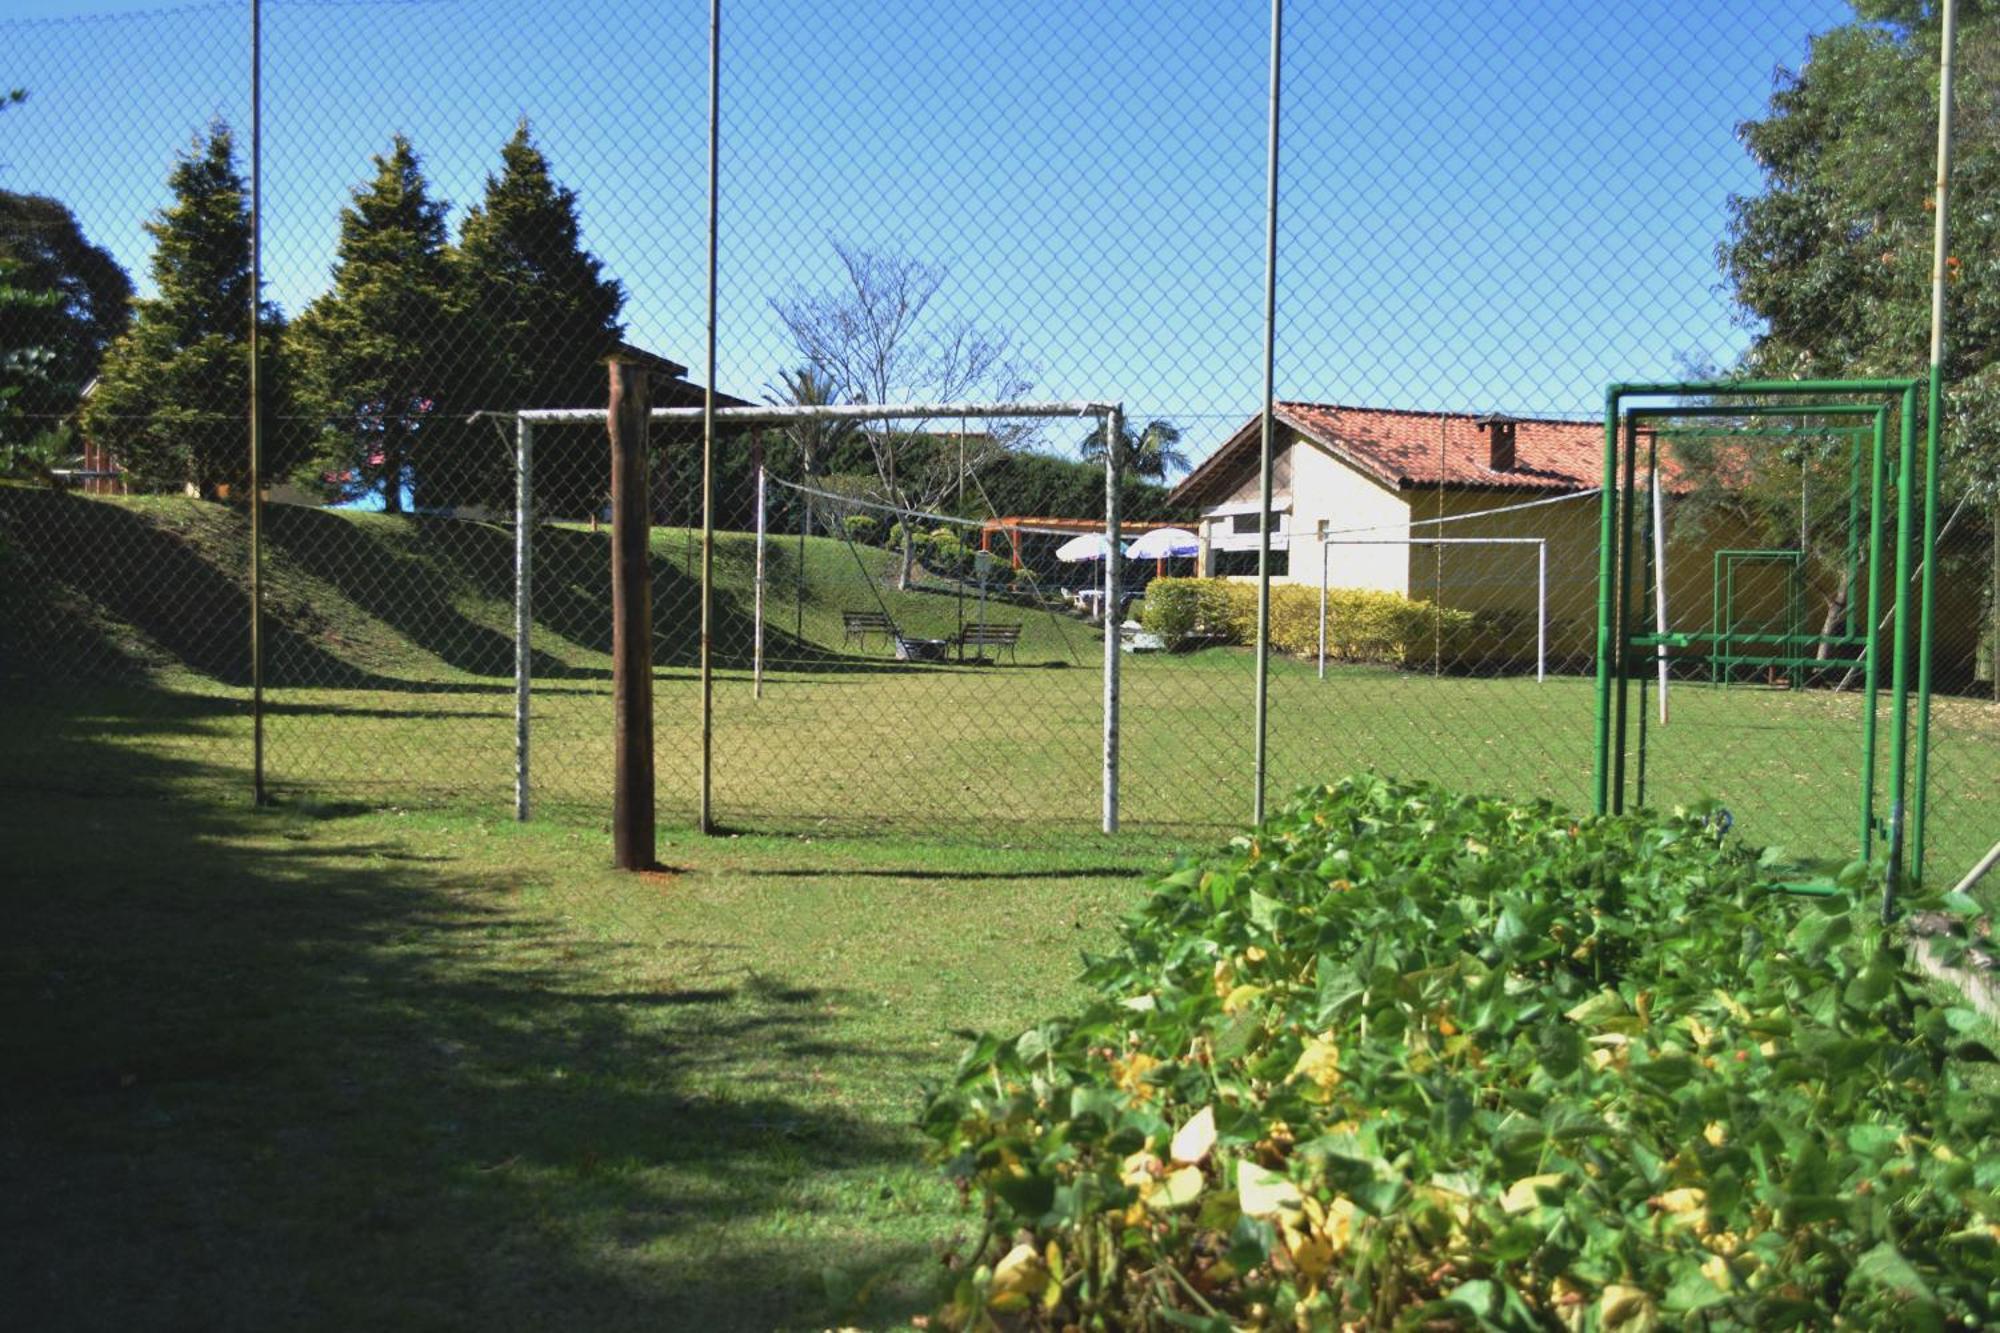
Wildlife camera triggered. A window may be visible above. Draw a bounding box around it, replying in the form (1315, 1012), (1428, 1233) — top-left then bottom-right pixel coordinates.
(1213, 549), (1287, 577)
(1230, 510), (1284, 536)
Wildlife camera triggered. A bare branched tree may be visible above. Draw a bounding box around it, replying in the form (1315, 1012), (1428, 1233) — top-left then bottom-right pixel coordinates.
(770, 241), (1032, 587)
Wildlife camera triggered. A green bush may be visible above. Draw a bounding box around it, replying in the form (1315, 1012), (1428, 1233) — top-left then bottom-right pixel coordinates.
(842, 514), (879, 546)
(1139, 577), (1237, 648)
(921, 775), (1997, 1330)
(1140, 577), (1470, 664)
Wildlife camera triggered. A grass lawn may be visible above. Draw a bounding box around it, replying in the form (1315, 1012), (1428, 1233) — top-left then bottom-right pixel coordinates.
(0, 728), (1161, 1331)
(4, 491), (1995, 1328)
(4, 486), (1993, 880)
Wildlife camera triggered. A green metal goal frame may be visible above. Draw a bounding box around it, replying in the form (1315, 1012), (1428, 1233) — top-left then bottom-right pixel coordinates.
(1593, 379), (1938, 911)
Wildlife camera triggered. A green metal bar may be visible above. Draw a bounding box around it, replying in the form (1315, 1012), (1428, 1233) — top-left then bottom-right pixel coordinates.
(1611, 378), (1920, 397)
(1593, 387), (1622, 814)
(1606, 394), (1899, 866)
(1654, 426), (1872, 440)
(1631, 631), (1867, 648)
(1611, 415), (1641, 812)
(1886, 384), (1920, 893)
(1859, 409), (1890, 859)
(1845, 430), (1863, 638)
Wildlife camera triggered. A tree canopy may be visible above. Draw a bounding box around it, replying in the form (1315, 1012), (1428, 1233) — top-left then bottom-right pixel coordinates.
(82, 124), (295, 497)
(1722, 0), (2000, 502)
(292, 134), (455, 512)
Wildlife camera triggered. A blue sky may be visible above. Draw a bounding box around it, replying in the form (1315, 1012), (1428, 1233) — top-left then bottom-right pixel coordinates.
(4, 0), (1857, 464)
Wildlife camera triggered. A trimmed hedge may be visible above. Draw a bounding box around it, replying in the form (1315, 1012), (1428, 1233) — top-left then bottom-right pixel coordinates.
(1139, 577), (1472, 665)
(921, 775), (1998, 1330)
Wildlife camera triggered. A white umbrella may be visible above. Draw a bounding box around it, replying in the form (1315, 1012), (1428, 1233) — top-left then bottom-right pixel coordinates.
(1126, 526), (1200, 560)
(1054, 533), (1128, 562)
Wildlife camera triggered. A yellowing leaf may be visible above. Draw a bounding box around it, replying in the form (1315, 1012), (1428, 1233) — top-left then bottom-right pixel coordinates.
(1289, 1034), (1341, 1098)
(1170, 1105), (1217, 1165)
(1501, 1173), (1564, 1213)
(989, 1242), (1049, 1312)
(1110, 1051), (1160, 1099)
(1597, 1282), (1658, 1330)
(1237, 1161), (1303, 1218)
(1120, 1150), (1161, 1186)
(1703, 1121), (1728, 1148)
(1221, 983), (1265, 1015)
(1143, 1164), (1205, 1211)
(1653, 1187), (1707, 1216)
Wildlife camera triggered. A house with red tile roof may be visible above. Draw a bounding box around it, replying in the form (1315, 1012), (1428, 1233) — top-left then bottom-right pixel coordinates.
(1167, 403), (1669, 667)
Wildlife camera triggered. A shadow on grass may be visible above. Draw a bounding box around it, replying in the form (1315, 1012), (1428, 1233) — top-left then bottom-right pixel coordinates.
(0, 687), (943, 1331)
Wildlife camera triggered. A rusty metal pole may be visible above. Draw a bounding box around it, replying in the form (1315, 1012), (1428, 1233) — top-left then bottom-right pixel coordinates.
(609, 359), (655, 870)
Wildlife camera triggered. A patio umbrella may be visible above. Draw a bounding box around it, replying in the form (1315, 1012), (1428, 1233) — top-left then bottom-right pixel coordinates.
(1125, 526), (1200, 560)
(1054, 533), (1129, 562)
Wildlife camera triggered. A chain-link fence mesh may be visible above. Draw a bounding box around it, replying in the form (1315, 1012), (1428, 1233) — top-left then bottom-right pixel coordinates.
(1, 0), (1994, 879)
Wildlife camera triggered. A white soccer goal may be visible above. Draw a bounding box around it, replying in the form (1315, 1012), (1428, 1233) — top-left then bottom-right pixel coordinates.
(1316, 536), (1549, 682)
(507, 399), (1130, 832)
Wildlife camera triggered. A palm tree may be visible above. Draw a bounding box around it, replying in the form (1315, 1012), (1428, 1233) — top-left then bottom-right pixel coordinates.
(1078, 417), (1190, 483)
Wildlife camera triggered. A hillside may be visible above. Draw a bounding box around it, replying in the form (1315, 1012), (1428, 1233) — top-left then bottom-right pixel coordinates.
(0, 484), (1099, 692)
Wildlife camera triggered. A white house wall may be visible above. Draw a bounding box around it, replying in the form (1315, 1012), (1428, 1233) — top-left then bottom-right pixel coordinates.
(1199, 426), (1412, 594)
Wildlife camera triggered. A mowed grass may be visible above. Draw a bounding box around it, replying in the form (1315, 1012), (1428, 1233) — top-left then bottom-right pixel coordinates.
(3, 485), (1993, 878)
(0, 726), (1159, 1331)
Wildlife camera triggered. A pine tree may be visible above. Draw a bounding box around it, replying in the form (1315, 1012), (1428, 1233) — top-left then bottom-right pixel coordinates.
(454, 121), (625, 411)
(433, 121), (625, 512)
(293, 135), (454, 512)
(83, 124), (290, 497)
(0, 191), (132, 455)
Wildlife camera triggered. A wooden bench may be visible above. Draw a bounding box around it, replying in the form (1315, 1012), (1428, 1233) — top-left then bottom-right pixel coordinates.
(842, 610), (898, 650)
(955, 622), (1024, 663)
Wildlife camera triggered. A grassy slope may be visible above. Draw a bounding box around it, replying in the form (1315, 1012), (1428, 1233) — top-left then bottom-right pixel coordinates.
(2, 485), (1995, 878)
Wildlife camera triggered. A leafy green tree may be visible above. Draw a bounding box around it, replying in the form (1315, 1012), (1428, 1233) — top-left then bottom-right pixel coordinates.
(1720, 2), (2000, 672)
(1723, 0), (2000, 501)
(82, 124), (293, 497)
(0, 192), (132, 450)
(1077, 417), (1190, 483)
(293, 135), (454, 512)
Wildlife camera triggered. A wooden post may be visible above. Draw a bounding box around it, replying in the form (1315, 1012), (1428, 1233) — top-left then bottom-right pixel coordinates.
(609, 359), (655, 870)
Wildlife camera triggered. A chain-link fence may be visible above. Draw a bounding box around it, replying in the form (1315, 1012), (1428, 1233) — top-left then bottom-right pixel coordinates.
(2, 0), (1994, 881)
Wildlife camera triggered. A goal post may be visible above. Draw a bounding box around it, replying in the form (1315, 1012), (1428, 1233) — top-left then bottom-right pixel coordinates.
(507, 398), (1128, 834)
(1316, 536), (1548, 682)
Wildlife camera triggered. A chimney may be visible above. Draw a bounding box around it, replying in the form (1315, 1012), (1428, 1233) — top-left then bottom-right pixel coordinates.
(1476, 413), (1519, 472)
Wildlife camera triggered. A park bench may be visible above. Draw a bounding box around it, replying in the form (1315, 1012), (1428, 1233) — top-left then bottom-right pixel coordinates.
(955, 622), (1024, 664)
(842, 610), (898, 650)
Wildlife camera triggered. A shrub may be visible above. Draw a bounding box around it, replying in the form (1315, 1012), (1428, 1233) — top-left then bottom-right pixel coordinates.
(842, 514), (879, 546)
(921, 775), (1998, 1330)
(1140, 577), (1471, 664)
(1139, 577), (1237, 648)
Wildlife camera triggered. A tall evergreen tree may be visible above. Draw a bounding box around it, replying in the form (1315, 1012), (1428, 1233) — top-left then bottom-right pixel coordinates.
(293, 135), (454, 512)
(454, 120), (624, 409)
(82, 124), (291, 497)
(431, 120), (623, 510)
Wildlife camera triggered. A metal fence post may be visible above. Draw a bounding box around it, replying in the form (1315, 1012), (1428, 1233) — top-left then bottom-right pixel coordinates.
(1102, 404), (1123, 834)
(610, 359), (655, 870)
(514, 416), (533, 821)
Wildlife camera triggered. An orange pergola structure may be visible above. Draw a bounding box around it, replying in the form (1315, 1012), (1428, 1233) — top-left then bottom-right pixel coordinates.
(979, 515), (1195, 577)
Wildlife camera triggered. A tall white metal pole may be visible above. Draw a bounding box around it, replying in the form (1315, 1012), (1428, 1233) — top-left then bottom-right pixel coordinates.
(698, 0), (720, 833)
(1536, 539), (1547, 685)
(1102, 405), (1123, 834)
(1251, 0), (1285, 825)
(1317, 541), (1328, 679)
(1651, 468), (1669, 722)
(753, 463), (767, 699)
(515, 418), (534, 820)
